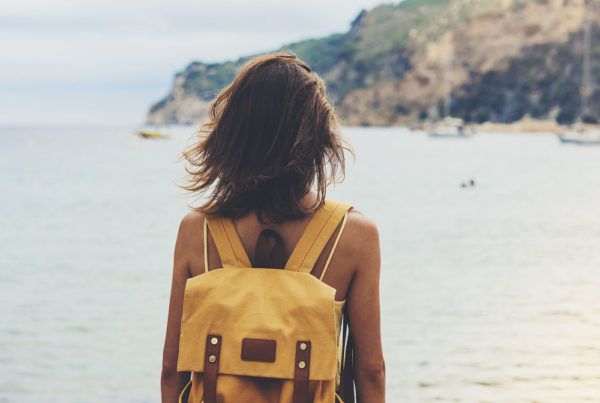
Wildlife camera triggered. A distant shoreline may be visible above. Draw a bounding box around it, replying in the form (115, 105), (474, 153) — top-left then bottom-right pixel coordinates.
(8, 117), (583, 134)
(470, 118), (563, 134)
(409, 116), (592, 134)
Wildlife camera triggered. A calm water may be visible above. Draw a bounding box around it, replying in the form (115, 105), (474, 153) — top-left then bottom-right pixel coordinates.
(1, 126), (600, 402)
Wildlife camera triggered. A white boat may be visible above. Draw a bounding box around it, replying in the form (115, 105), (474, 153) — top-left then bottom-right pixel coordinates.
(557, 7), (600, 144)
(428, 116), (473, 138)
(559, 124), (600, 145)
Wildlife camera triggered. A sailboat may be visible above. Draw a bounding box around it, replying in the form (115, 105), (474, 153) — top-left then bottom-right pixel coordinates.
(428, 41), (474, 138)
(558, 5), (600, 145)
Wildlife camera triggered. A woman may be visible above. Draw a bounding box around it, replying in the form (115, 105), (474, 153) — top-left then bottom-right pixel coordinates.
(161, 53), (385, 402)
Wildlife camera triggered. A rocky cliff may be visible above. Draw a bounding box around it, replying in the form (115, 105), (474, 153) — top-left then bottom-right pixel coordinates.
(146, 0), (594, 126)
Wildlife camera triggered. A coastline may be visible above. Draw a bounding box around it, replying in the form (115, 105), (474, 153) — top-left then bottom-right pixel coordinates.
(410, 116), (597, 134)
(138, 116), (599, 135)
(472, 116), (563, 134)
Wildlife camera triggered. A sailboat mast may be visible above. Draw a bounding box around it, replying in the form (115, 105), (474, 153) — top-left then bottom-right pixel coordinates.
(443, 43), (454, 118)
(581, 5), (592, 118)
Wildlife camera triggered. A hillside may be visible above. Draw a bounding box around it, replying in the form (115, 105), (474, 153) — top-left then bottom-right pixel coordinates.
(146, 0), (594, 126)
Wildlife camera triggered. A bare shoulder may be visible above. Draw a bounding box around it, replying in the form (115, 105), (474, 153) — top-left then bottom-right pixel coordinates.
(340, 208), (380, 266)
(345, 208), (380, 244)
(175, 210), (207, 258)
(179, 210), (206, 232)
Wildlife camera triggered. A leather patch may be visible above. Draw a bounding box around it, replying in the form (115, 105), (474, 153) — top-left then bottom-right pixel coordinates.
(241, 338), (276, 362)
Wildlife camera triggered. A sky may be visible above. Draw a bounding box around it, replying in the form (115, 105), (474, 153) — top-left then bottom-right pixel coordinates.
(0, 0), (391, 126)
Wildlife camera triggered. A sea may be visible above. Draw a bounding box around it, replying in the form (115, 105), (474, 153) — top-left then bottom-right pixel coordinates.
(1, 126), (600, 402)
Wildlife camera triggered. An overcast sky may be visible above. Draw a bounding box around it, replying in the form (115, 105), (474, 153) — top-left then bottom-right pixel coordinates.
(0, 0), (392, 126)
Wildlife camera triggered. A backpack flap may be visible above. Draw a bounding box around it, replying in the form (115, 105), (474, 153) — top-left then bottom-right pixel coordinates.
(177, 268), (338, 381)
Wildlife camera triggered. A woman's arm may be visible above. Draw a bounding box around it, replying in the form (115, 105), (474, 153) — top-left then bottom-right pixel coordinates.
(347, 214), (386, 402)
(161, 214), (197, 402)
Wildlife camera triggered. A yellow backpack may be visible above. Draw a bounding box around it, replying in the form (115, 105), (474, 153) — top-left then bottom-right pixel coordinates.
(177, 200), (355, 403)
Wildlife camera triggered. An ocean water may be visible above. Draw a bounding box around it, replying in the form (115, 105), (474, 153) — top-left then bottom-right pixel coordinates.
(1, 126), (600, 402)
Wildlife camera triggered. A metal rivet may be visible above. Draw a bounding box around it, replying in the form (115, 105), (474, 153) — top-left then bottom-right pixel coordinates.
(298, 361), (306, 369)
(209, 355), (216, 363)
(299, 343), (307, 351)
(210, 337), (219, 345)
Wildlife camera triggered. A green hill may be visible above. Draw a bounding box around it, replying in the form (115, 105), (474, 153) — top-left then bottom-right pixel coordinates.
(146, 0), (594, 126)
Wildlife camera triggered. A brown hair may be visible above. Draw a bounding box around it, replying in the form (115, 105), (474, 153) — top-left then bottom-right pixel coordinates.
(180, 53), (352, 223)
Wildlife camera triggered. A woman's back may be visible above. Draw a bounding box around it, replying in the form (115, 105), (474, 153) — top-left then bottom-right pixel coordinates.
(189, 193), (360, 301)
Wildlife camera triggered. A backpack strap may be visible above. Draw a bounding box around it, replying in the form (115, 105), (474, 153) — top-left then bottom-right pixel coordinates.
(339, 306), (356, 403)
(284, 200), (353, 274)
(205, 216), (252, 269)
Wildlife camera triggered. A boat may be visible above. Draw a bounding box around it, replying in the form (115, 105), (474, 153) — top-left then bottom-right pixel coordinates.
(428, 39), (474, 138)
(428, 116), (473, 137)
(136, 130), (171, 139)
(559, 123), (600, 145)
(557, 5), (600, 145)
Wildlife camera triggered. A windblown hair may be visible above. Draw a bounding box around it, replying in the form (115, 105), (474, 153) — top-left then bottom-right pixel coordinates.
(180, 53), (352, 223)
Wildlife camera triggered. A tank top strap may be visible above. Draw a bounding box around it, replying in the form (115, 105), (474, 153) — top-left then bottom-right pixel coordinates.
(205, 216), (252, 269)
(284, 200), (353, 274)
